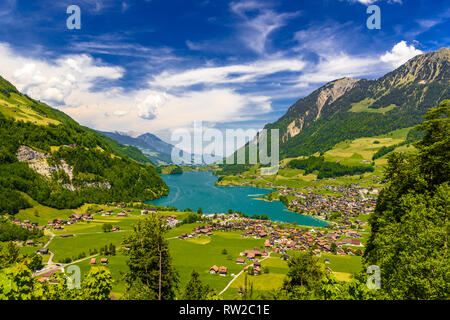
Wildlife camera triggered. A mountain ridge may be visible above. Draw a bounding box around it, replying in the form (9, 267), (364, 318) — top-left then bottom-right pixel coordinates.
(264, 47), (450, 159)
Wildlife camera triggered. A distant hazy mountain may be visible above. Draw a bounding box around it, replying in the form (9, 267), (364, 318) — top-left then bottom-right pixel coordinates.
(99, 131), (216, 165)
(99, 131), (175, 165)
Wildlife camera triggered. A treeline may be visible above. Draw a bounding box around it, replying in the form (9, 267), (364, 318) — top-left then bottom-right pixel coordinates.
(288, 156), (374, 179)
(214, 164), (252, 176)
(372, 128), (423, 160)
(156, 165), (183, 175)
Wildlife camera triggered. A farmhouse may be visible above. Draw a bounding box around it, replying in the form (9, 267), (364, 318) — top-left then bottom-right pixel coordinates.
(209, 265), (219, 274)
(37, 248), (49, 255)
(219, 266), (228, 276)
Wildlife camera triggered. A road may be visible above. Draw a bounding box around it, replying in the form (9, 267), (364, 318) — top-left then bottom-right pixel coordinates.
(218, 252), (272, 296)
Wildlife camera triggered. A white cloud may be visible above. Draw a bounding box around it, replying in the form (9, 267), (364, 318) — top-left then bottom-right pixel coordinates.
(297, 54), (382, 84)
(380, 41), (423, 68)
(230, 0), (300, 54)
(0, 42), (284, 138)
(136, 92), (167, 120)
(150, 59), (305, 88)
(0, 38), (423, 148)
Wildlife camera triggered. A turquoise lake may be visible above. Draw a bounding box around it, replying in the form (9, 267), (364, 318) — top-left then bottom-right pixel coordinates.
(149, 171), (328, 227)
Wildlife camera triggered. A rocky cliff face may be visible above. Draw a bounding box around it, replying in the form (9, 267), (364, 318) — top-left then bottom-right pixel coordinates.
(279, 77), (360, 142)
(17, 145), (110, 191)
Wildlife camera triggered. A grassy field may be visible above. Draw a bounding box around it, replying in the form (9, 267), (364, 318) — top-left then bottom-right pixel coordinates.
(0, 94), (60, 126)
(14, 196), (366, 299)
(348, 98), (398, 114)
(217, 127), (418, 193)
(220, 250), (363, 299)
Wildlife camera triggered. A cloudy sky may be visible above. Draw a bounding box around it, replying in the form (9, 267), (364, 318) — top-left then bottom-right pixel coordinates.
(0, 0), (448, 150)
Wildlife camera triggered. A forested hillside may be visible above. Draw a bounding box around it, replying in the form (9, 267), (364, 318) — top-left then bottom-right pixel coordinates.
(0, 75), (168, 214)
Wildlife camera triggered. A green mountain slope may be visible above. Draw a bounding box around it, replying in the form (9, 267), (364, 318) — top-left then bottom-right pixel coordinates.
(0, 75), (168, 214)
(267, 47), (449, 158)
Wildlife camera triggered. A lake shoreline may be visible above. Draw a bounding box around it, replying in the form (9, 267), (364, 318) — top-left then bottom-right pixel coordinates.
(149, 171), (329, 227)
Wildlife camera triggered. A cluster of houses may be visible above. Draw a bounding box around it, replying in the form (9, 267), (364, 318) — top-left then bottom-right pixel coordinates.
(280, 184), (376, 224)
(185, 216), (363, 257)
(208, 246), (269, 277)
(45, 213), (94, 230)
(179, 225), (214, 239)
(209, 265), (228, 276)
(12, 219), (45, 232)
(89, 258), (109, 265)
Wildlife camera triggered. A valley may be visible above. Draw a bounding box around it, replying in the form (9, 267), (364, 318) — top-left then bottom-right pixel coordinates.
(1, 47), (448, 301)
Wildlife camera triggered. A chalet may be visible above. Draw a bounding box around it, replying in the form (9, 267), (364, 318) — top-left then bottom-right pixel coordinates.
(90, 258), (97, 264)
(26, 240), (34, 246)
(254, 266), (261, 275)
(209, 265), (219, 274)
(70, 214), (82, 221)
(236, 258), (245, 265)
(219, 266), (228, 276)
(101, 258), (108, 265)
(253, 260), (261, 267)
(82, 214), (93, 221)
(112, 226), (120, 232)
(117, 212), (127, 217)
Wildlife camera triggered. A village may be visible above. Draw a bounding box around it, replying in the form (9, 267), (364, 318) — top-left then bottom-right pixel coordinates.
(7, 192), (369, 291)
(178, 211), (366, 277)
(278, 184), (377, 225)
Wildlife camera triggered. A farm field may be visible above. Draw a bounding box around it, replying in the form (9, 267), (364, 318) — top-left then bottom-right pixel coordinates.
(13, 166), (368, 300)
(216, 127), (418, 193)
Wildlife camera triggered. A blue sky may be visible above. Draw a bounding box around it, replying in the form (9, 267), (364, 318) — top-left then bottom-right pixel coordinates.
(0, 0), (448, 150)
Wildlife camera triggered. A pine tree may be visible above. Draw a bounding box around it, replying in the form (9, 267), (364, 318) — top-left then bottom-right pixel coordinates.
(181, 270), (209, 300)
(122, 213), (179, 300)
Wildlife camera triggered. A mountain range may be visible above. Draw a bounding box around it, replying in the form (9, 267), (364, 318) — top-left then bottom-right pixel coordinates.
(234, 47), (449, 161)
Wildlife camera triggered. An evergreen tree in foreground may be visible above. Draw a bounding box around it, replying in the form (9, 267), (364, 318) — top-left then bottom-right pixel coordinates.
(364, 100), (449, 299)
(122, 213), (179, 300)
(181, 270), (210, 300)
